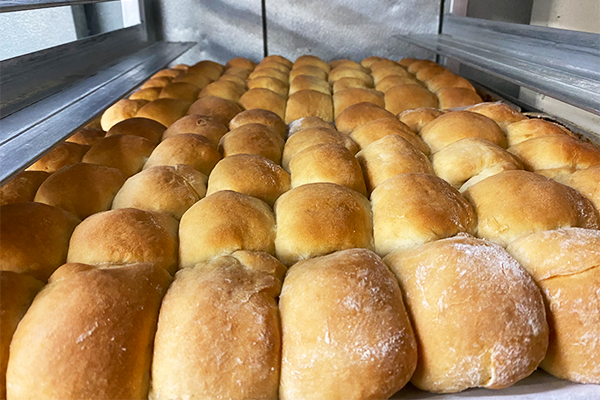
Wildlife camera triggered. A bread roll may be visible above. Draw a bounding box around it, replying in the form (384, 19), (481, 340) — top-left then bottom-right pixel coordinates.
(222, 66), (251, 80)
(332, 77), (369, 93)
(350, 117), (430, 154)
(437, 87), (483, 109)
(262, 55), (293, 69)
(136, 98), (191, 127)
(198, 80), (245, 103)
(407, 59), (438, 74)
(247, 76), (288, 97)
(289, 65), (328, 81)
(255, 61), (290, 73)
(151, 251), (284, 400)
(219, 123), (284, 164)
(225, 57), (257, 71)
(289, 143), (367, 196)
(105, 117), (166, 144)
(141, 77), (172, 90)
(334, 102), (395, 134)
(130, 87), (161, 101)
(159, 82), (201, 102)
(171, 63), (189, 71)
(466, 102), (527, 131)
(294, 55), (330, 72)
(152, 68), (182, 79)
(333, 88), (384, 119)
(432, 137), (523, 188)
(397, 57), (418, 68)
(329, 59), (368, 72)
(362, 56), (384, 68)
(67, 208), (179, 274)
(188, 96), (242, 124)
(328, 67), (373, 86)
(82, 135), (156, 177)
(179, 191), (275, 267)
(507, 228), (600, 383)
(414, 64), (448, 81)
(289, 74), (330, 96)
(219, 73), (248, 88)
(464, 170), (599, 246)
(229, 108), (287, 139)
(357, 135), (434, 193)
(0, 171), (49, 205)
(26, 142), (89, 173)
(420, 110), (507, 152)
(284, 89), (333, 124)
(371, 64), (412, 85)
(426, 72), (475, 92)
(288, 116), (334, 136)
(375, 74), (420, 93)
(384, 84), (439, 115)
(66, 127), (105, 146)
(248, 68), (289, 84)
(384, 235), (548, 392)
(553, 166), (600, 223)
(162, 114), (228, 145)
(369, 59), (405, 73)
(6, 262), (171, 400)
(280, 248), (416, 399)
(239, 88), (286, 120)
(187, 61), (223, 81)
(505, 118), (573, 146)
(172, 71), (212, 89)
(143, 134), (221, 175)
(274, 183), (373, 266)
(0, 202), (80, 280)
(398, 107), (444, 132)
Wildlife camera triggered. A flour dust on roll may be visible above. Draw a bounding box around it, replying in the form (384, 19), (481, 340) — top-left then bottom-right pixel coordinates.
(0, 171), (49, 206)
(333, 88), (385, 119)
(334, 102), (395, 134)
(350, 117), (431, 154)
(143, 134), (221, 176)
(219, 123), (284, 164)
(162, 114), (228, 145)
(150, 251), (285, 400)
(247, 76), (289, 97)
(158, 82), (201, 103)
(289, 74), (331, 96)
(6, 262), (171, 400)
(507, 228), (600, 384)
(101, 99), (148, 131)
(437, 87), (483, 109)
(229, 109), (287, 139)
(398, 107), (444, 133)
(466, 102), (527, 131)
(26, 142), (89, 173)
(82, 135), (156, 177)
(198, 80), (245, 103)
(0, 202), (79, 281)
(67, 208), (179, 274)
(384, 235), (548, 393)
(553, 166), (600, 223)
(384, 84), (439, 115)
(332, 77), (369, 93)
(288, 116), (335, 136)
(505, 118), (574, 146)
(135, 98), (192, 128)
(280, 248), (417, 400)
(188, 96), (243, 125)
(284, 90), (333, 124)
(105, 117), (166, 145)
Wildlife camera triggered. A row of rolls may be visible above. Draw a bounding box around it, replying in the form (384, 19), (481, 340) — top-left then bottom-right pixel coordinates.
(1, 54), (599, 399)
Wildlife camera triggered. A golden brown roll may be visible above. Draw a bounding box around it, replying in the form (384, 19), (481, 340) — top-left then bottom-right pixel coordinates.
(0, 202), (80, 281)
(226, 57), (257, 71)
(362, 55), (385, 68)
(288, 115), (334, 136)
(414, 64), (448, 81)
(371, 64), (412, 85)
(67, 208), (179, 274)
(375, 74), (420, 93)
(274, 183), (373, 266)
(384, 84), (439, 115)
(505, 118), (573, 146)
(284, 90), (333, 124)
(187, 61), (223, 81)
(136, 98), (191, 127)
(333, 88), (384, 119)
(0, 271), (44, 398)
(198, 80), (245, 103)
(280, 249), (417, 399)
(432, 137), (523, 188)
(466, 102), (527, 131)
(105, 117), (166, 144)
(0, 170), (49, 206)
(219, 73), (248, 88)
(239, 88), (287, 120)
(162, 114), (228, 145)
(294, 55), (330, 72)
(207, 154), (290, 206)
(407, 59), (438, 74)
(143, 134), (221, 175)
(289, 74), (330, 96)
(172, 71), (212, 89)
(397, 57), (418, 68)
(26, 142), (89, 173)
(140, 77), (172, 90)
(152, 68), (183, 79)
(262, 54), (293, 69)
(334, 102), (395, 134)
(151, 251), (284, 400)
(6, 262), (171, 400)
(219, 123), (284, 164)
(349, 117), (431, 154)
(282, 127), (359, 171)
(553, 166), (600, 223)
(289, 143), (367, 196)
(255, 60), (290, 73)
(248, 68), (289, 84)
(372, 173), (476, 255)
(179, 191), (276, 268)
(328, 67), (374, 86)
(222, 66), (251, 80)
(420, 110), (507, 152)
(426, 72), (475, 92)
(158, 82), (201, 103)
(464, 170), (599, 246)
(437, 87), (483, 109)
(507, 228), (600, 384)
(289, 66), (328, 81)
(369, 59), (404, 73)
(171, 63), (189, 71)
(384, 235), (548, 393)
(188, 96), (242, 125)
(332, 77), (369, 93)
(82, 135), (156, 177)
(66, 127), (105, 146)
(130, 87), (161, 102)
(247, 76), (288, 97)
(357, 135), (434, 193)
(329, 59), (368, 72)
(229, 108), (287, 139)
(34, 163), (125, 219)
(398, 107), (444, 132)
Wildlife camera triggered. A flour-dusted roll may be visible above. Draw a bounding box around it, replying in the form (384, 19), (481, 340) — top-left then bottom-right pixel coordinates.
(105, 117), (166, 145)
(179, 191), (275, 268)
(159, 82), (201, 103)
(375, 75), (420, 93)
(0, 203), (80, 280)
(143, 134), (221, 176)
(226, 57), (257, 71)
(130, 87), (161, 102)
(0, 171), (49, 205)
(198, 80), (245, 103)
(350, 117), (430, 154)
(112, 165), (207, 220)
(466, 102), (527, 131)
(288, 116), (335, 136)
(67, 127), (106, 146)
(229, 109), (287, 139)
(334, 102), (395, 134)
(333, 88), (385, 119)
(294, 55), (330, 72)
(398, 107), (444, 133)
(328, 67), (374, 86)
(248, 68), (289, 84)
(280, 249), (417, 399)
(289, 75), (330, 96)
(384, 235), (548, 393)
(420, 111), (507, 152)
(262, 54), (293, 69)
(463, 170), (599, 246)
(150, 251), (285, 400)
(136, 98), (192, 127)
(219, 123), (284, 164)
(0, 271), (44, 399)
(207, 154), (290, 206)
(26, 142), (89, 173)
(239, 88), (287, 120)
(372, 173), (476, 256)
(425, 72), (476, 93)
(553, 166), (600, 223)
(82, 135), (156, 177)
(289, 65), (328, 81)
(101, 99), (148, 131)
(505, 118), (573, 146)
(432, 137), (523, 188)
(34, 163), (125, 219)
(6, 262), (171, 400)
(188, 96), (243, 124)
(274, 183), (373, 266)
(284, 90), (333, 124)
(289, 143), (367, 196)
(384, 84), (439, 115)
(357, 135), (434, 193)
(67, 208), (179, 274)
(247, 76), (288, 97)
(437, 87), (483, 109)
(332, 77), (369, 93)
(507, 228), (600, 384)
(162, 114), (229, 145)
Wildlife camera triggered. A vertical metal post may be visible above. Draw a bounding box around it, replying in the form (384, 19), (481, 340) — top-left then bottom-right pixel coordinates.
(261, 0), (268, 57)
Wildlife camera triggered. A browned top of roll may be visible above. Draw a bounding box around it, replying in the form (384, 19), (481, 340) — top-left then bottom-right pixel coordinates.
(332, 77), (369, 93)
(328, 67), (373, 86)
(225, 57), (257, 71)
(26, 142), (89, 173)
(466, 102), (527, 131)
(350, 117), (431, 155)
(143, 134), (221, 176)
(294, 55), (330, 73)
(136, 98), (192, 127)
(66, 128), (106, 146)
(0, 171), (49, 206)
(334, 102), (395, 134)
(285, 90), (333, 124)
(239, 88), (287, 120)
(262, 55), (293, 69)
(255, 61), (290, 74)
(130, 87), (161, 102)
(162, 114), (228, 145)
(229, 108), (287, 139)
(384, 84), (439, 115)
(375, 75), (421, 93)
(426, 72), (475, 93)
(106, 117), (166, 145)
(398, 107), (444, 133)
(159, 82), (201, 103)
(198, 80), (245, 103)
(290, 66), (328, 81)
(218, 123), (284, 164)
(437, 87), (483, 109)
(247, 76), (288, 97)
(288, 116), (335, 136)
(289, 75), (331, 96)
(188, 96), (243, 125)
(505, 118), (574, 146)
(333, 88), (384, 119)
(82, 135), (156, 178)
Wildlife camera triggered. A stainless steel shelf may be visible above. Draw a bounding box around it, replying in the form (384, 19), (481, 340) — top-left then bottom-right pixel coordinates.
(0, 0), (116, 13)
(395, 15), (600, 116)
(0, 40), (194, 186)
